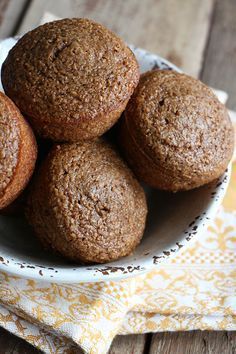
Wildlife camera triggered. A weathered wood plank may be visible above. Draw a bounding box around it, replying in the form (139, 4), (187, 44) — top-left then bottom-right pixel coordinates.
(0, 0), (9, 34)
(2, 329), (236, 354)
(201, 0), (236, 109)
(0, 0), (30, 38)
(0, 327), (40, 353)
(109, 334), (147, 354)
(17, 0), (214, 76)
(149, 331), (236, 354)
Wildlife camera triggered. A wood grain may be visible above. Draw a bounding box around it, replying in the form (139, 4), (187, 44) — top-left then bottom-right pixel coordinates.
(149, 331), (236, 354)
(17, 0), (214, 76)
(201, 0), (236, 109)
(0, 0), (9, 29)
(0, 327), (41, 353)
(0, 0), (30, 38)
(109, 334), (146, 354)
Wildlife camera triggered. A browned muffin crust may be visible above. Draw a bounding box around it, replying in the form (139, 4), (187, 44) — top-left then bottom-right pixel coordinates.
(26, 140), (147, 263)
(2, 18), (140, 142)
(0, 92), (37, 209)
(120, 70), (234, 191)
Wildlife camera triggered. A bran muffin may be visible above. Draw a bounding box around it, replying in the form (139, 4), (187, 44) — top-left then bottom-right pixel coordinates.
(1, 18), (140, 142)
(120, 70), (234, 191)
(1, 137), (52, 216)
(26, 140), (147, 264)
(0, 92), (37, 209)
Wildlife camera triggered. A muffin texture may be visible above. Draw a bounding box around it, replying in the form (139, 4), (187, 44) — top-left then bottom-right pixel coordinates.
(1, 18), (139, 142)
(120, 70), (234, 191)
(0, 92), (37, 209)
(26, 140), (147, 263)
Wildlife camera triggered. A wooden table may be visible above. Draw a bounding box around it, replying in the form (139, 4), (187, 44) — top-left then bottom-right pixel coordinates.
(0, 0), (235, 353)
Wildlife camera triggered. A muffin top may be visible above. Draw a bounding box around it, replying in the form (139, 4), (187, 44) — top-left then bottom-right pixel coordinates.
(28, 140), (147, 263)
(125, 70), (234, 178)
(1, 18), (139, 125)
(0, 92), (20, 198)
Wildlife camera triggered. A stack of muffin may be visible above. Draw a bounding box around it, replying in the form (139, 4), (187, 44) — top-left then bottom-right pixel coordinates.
(0, 19), (234, 264)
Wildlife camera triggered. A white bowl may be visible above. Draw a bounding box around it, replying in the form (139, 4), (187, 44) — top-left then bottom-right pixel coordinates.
(0, 39), (231, 283)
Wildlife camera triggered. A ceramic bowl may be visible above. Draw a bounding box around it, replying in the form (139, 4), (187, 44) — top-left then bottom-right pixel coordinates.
(0, 38), (231, 283)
